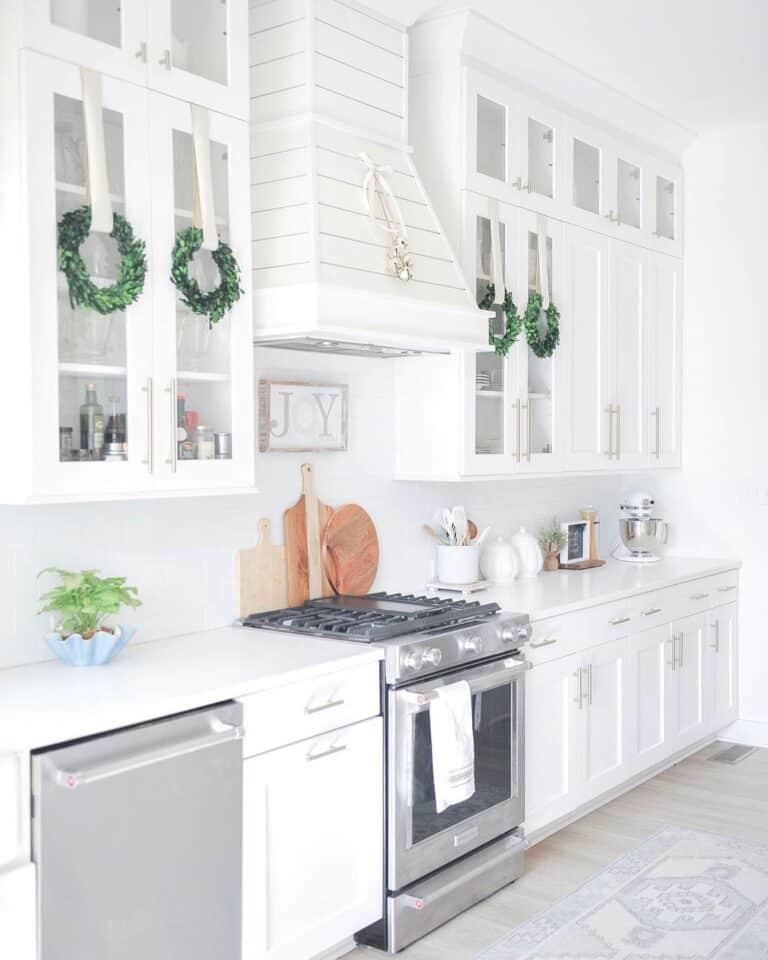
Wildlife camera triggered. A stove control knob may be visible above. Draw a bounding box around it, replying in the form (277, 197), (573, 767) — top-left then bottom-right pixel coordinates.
(460, 635), (483, 655)
(501, 622), (532, 644)
(421, 647), (443, 667)
(401, 649), (424, 672)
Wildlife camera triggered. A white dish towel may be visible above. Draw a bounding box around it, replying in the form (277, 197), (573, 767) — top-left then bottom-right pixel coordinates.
(429, 680), (476, 813)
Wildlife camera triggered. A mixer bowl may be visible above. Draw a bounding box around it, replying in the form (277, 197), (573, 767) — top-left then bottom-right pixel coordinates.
(619, 517), (669, 555)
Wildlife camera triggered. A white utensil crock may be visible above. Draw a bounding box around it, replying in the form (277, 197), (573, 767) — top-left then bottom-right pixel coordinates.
(436, 544), (480, 584)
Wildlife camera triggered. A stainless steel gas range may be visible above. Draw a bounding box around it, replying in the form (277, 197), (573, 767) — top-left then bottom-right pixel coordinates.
(244, 592), (532, 953)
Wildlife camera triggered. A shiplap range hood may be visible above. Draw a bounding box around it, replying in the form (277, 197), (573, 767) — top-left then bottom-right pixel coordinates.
(249, 0), (488, 356)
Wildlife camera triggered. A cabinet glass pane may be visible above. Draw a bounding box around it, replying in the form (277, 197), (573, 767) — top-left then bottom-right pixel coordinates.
(476, 216), (505, 281)
(528, 118), (554, 198)
(171, 0), (229, 86)
(55, 95), (128, 463)
(475, 353), (504, 455)
(656, 176), (675, 240)
(526, 231), (554, 457)
(173, 130), (233, 461)
(477, 96), (506, 181)
(617, 158), (642, 228)
(50, 0), (121, 47)
(573, 139), (600, 214)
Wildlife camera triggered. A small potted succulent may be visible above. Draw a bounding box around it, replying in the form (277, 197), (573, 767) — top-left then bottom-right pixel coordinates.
(537, 519), (566, 572)
(38, 567), (141, 666)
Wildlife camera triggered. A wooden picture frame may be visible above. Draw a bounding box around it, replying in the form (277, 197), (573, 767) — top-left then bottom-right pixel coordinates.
(258, 380), (349, 452)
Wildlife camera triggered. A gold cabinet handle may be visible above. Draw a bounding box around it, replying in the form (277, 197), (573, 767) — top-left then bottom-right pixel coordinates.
(641, 607), (662, 617)
(709, 620), (721, 652)
(609, 615), (631, 626)
(306, 744), (347, 763)
(587, 664), (593, 705)
(521, 401), (530, 462)
(651, 406), (661, 459)
(668, 633), (679, 671)
(690, 592), (709, 600)
(514, 398), (522, 463)
(165, 378), (178, 473)
(717, 585), (737, 594)
(677, 633), (684, 670)
(141, 377), (154, 473)
(604, 404), (615, 458)
(135, 41), (147, 63)
(304, 698), (345, 716)
(573, 668), (584, 709)
(615, 403), (622, 460)
(159, 48), (172, 69)
(530, 636), (558, 648)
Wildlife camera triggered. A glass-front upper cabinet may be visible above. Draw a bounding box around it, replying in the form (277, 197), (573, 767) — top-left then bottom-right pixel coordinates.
(21, 1), (248, 119)
(517, 211), (560, 473)
(647, 159), (682, 256)
(24, 52), (154, 496)
(147, 0), (249, 120)
(148, 93), (253, 491)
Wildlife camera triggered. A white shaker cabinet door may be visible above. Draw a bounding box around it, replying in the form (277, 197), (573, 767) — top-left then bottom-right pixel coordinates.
(0, 864), (36, 960)
(667, 613), (707, 752)
(705, 604), (738, 731)
(242, 717), (383, 960)
(646, 252), (682, 468)
(524, 652), (583, 833)
(628, 625), (670, 772)
(581, 639), (630, 801)
(562, 225), (612, 471)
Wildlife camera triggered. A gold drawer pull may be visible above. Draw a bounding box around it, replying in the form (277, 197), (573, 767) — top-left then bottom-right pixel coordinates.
(530, 636), (558, 648)
(717, 585), (737, 593)
(642, 607), (662, 616)
(306, 744), (347, 763)
(690, 593), (709, 600)
(609, 616), (631, 626)
(304, 698), (345, 715)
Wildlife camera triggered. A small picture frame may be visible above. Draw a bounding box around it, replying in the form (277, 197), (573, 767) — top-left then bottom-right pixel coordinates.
(559, 520), (590, 565)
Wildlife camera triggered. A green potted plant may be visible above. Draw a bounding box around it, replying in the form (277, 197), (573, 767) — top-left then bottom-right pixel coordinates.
(38, 567), (141, 666)
(537, 519), (566, 572)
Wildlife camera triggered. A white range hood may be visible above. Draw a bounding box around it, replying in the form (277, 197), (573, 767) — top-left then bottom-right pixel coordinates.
(249, 0), (488, 356)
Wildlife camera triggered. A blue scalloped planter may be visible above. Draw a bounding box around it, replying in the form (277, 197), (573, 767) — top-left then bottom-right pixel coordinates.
(45, 625), (136, 666)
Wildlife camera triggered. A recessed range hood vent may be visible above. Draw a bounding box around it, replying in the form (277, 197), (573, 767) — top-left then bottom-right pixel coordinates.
(249, 0), (488, 357)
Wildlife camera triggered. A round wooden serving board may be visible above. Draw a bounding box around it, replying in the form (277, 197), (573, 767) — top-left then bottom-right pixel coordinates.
(321, 504), (379, 596)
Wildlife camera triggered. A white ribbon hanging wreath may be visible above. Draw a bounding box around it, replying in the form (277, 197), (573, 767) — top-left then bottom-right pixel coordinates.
(359, 152), (413, 281)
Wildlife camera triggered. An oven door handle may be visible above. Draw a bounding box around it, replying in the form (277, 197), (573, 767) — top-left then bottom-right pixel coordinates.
(398, 658), (531, 707)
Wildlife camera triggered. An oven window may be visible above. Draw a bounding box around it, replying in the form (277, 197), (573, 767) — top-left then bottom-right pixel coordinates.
(410, 683), (515, 845)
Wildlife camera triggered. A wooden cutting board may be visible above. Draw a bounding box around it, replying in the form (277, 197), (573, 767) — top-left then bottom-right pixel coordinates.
(237, 518), (287, 617)
(284, 463), (334, 605)
(321, 504), (379, 596)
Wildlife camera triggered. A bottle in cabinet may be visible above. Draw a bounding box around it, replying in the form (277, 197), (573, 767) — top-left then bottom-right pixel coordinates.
(79, 384), (104, 460)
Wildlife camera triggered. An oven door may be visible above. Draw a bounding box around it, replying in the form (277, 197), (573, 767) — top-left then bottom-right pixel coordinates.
(388, 654), (527, 891)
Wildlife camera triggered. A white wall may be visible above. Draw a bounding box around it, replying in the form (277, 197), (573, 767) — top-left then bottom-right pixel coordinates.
(0, 347), (623, 670)
(654, 123), (768, 723)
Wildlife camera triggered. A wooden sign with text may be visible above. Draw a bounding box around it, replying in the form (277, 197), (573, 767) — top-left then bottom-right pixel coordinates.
(258, 380), (349, 452)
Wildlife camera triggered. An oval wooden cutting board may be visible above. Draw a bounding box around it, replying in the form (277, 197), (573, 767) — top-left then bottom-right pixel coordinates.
(321, 505), (379, 596)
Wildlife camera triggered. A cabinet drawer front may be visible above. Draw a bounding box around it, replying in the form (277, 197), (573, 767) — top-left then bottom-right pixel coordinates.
(240, 662), (380, 756)
(527, 610), (592, 664)
(676, 571), (738, 614)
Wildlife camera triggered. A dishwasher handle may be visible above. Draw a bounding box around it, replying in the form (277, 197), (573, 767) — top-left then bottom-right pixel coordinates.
(46, 719), (244, 789)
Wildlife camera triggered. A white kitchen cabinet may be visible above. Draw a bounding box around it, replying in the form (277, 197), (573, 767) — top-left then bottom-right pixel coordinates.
(0, 864), (37, 960)
(7, 51), (253, 502)
(666, 613), (707, 754)
(580, 639), (630, 799)
(243, 717), (383, 960)
(525, 652), (582, 830)
(646, 252), (683, 468)
(18, 0), (248, 119)
(627, 625), (670, 771)
(705, 603), (738, 731)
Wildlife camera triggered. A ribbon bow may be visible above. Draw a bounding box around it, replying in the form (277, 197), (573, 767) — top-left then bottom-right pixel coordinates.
(359, 152), (413, 281)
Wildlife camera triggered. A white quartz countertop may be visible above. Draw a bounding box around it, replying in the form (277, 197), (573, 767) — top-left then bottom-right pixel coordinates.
(446, 556), (741, 621)
(0, 626), (381, 753)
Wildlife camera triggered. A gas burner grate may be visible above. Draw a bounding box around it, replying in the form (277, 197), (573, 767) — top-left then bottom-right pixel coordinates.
(242, 592), (501, 642)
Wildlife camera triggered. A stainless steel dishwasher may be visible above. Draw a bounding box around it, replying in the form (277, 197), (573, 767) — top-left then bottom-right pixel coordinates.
(31, 702), (244, 960)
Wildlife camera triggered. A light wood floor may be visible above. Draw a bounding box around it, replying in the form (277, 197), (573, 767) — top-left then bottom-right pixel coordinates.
(347, 742), (768, 959)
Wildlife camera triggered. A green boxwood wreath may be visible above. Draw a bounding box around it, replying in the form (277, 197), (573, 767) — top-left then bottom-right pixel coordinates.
(171, 226), (243, 328)
(523, 292), (560, 358)
(479, 283), (522, 357)
(58, 206), (147, 315)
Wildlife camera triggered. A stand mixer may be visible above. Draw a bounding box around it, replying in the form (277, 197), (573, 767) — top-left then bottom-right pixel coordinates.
(612, 491), (669, 563)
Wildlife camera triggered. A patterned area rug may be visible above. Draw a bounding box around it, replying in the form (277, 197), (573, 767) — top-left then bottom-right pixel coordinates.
(477, 826), (768, 959)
